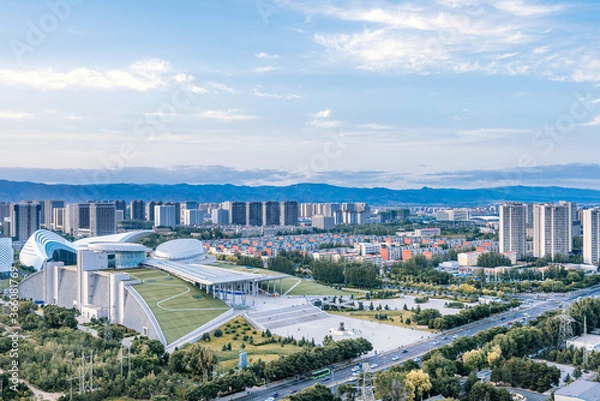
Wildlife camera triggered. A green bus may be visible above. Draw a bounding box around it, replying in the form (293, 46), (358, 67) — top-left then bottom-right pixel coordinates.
(311, 368), (331, 380)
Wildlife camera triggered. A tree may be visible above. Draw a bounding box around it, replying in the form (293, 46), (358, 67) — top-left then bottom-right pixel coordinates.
(288, 384), (338, 401)
(467, 382), (512, 401)
(337, 383), (359, 401)
(486, 345), (502, 367)
(462, 349), (485, 372)
(406, 370), (431, 400)
(477, 252), (512, 268)
(375, 371), (415, 401)
(185, 343), (220, 381)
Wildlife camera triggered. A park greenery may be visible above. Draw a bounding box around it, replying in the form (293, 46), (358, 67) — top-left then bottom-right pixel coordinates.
(0, 302), (372, 401)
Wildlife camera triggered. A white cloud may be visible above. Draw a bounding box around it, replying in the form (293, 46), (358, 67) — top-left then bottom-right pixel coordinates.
(309, 119), (343, 128)
(313, 109), (332, 119)
(304, 0), (600, 82)
(578, 115), (600, 127)
(0, 59), (206, 91)
(253, 65), (278, 73)
(491, 0), (564, 17)
(255, 52), (281, 59)
(207, 82), (238, 94)
(0, 110), (36, 119)
(360, 123), (395, 130)
(457, 128), (530, 138)
(196, 109), (257, 122)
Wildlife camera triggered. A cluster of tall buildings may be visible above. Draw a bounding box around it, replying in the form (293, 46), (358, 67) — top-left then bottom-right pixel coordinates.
(300, 202), (371, 228)
(498, 201), (600, 263)
(0, 199), (308, 242)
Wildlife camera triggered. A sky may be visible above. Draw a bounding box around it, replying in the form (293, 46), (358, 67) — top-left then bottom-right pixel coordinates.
(0, 0), (600, 189)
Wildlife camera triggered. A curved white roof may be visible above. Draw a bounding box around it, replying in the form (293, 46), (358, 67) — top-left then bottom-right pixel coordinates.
(73, 230), (154, 247)
(20, 230), (77, 271)
(154, 239), (207, 262)
(87, 243), (150, 253)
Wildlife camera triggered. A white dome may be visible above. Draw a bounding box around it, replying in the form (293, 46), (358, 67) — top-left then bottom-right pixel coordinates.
(154, 239), (207, 263)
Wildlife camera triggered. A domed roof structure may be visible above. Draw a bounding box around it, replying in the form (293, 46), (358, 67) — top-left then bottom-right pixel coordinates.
(153, 239), (208, 263)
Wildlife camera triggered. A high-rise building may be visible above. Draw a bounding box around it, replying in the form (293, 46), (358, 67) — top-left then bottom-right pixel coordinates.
(0, 237), (12, 277)
(90, 203), (117, 237)
(499, 202), (527, 259)
(262, 201), (280, 226)
(222, 202), (246, 225)
(10, 203), (42, 242)
(583, 208), (600, 265)
(180, 201), (199, 225)
(246, 202), (263, 226)
(312, 215), (335, 230)
(53, 208), (65, 232)
(0, 202), (11, 224)
(300, 203), (314, 218)
(280, 201), (299, 226)
(533, 203), (571, 259)
(211, 208), (229, 225)
(129, 200), (145, 221)
(146, 201), (162, 222)
(114, 200), (127, 217)
(42, 200), (65, 229)
(165, 202), (181, 226)
(155, 204), (177, 227)
(65, 203), (91, 237)
(184, 209), (205, 226)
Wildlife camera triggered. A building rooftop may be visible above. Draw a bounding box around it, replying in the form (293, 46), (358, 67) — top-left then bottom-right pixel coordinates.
(555, 379), (600, 399)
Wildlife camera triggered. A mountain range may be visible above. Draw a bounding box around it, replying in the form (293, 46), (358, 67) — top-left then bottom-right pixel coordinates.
(0, 180), (599, 205)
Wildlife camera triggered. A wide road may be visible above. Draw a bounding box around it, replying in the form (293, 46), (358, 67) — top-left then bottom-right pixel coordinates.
(226, 284), (600, 401)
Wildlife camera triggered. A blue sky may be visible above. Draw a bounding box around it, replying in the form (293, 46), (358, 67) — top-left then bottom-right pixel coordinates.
(1, 0), (600, 189)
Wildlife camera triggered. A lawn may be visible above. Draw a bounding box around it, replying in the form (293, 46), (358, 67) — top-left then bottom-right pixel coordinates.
(119, 268), (231, 344)
(200, 316), (305, 372)
(328, 309), (433, 331)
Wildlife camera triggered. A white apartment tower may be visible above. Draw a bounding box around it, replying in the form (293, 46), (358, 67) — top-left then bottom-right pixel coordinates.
(583, 208), (600, 265)
(499, 203), (527, 259)
(533, 203), (571, 260)
(154, 204), (177, 227)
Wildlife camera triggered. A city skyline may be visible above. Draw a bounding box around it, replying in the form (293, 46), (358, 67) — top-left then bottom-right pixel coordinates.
(1, 1), (600, 189)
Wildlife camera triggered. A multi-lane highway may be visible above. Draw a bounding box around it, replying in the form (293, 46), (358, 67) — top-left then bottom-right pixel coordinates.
(225, 284), (600, 401)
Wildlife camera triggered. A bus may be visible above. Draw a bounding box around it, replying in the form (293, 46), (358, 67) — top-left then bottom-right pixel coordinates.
(311, 368), (331, 380)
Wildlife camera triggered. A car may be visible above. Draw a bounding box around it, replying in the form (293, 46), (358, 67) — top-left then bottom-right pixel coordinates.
(370, 363), (378, 369)
(401, 349), (408, 353)
(322, 377), (331, 382)
(392, 356), (399, 361)
(432, 341), (440, 345)
(452, 335), (458, 340)
(500, 316), (506, 321)
(265, 397), (275, 401)
(271, 393), (279, 398)
(352, 371), (360, 376)
(442, 336), (448, 340)
(290, 389), (297, 394)
(506, 321), (512, 325)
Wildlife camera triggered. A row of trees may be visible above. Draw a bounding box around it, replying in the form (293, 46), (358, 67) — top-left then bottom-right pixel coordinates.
(430, 300), (521, 330)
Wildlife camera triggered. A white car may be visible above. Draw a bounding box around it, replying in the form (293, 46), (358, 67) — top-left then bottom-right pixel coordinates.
(352, 371), (360, 377)
(391, 356), (399, 361)
(370, 363), (378, 369)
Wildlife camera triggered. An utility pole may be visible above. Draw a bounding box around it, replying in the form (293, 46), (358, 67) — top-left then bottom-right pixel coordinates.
(584, 315), (589, 367)
(80, 353), (85, 395)
(90, 350), (93, 391)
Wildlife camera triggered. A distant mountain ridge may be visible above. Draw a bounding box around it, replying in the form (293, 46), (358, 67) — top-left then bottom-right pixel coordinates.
(0, 179), (599, 205)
